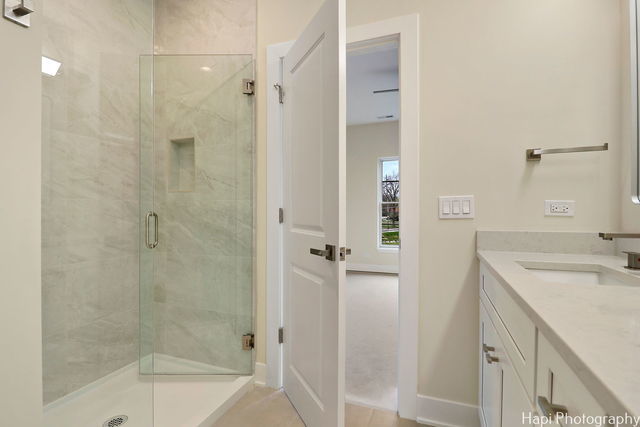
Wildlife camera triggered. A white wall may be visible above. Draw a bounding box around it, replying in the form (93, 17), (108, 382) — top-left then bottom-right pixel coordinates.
(257, 0), (623, 409)
(0, 3), (43, 425)
(347, 122), (399, 271)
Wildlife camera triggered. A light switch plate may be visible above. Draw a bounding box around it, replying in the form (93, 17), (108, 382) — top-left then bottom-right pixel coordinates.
(439, 196), (475, 219)
(545, 200), (575, 217)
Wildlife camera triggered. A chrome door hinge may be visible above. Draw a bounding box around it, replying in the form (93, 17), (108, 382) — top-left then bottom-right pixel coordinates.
(278, 327), (284, 344)
(279, 208), (284, 224)
(274, 83), (284, 104)
(242, 79), (255, 95)
(339, 247), (352, 261)
(242, 333), (255, 351)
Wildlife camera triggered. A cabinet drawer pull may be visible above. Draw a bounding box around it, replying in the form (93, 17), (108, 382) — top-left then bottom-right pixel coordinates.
(483, 344), (495, 353)
(485, 353), (499, 364)
(537, 396), (568, 420)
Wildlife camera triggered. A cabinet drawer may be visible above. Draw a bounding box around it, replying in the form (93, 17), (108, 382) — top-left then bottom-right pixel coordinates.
(480, 263), (536, 400)
(537, 333), (605, 426)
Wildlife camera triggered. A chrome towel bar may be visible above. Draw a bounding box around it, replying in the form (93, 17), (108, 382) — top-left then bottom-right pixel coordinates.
(526, 143), (608, 161)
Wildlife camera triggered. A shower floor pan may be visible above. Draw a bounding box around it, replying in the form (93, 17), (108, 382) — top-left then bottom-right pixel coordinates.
(43, 355), (253, 427)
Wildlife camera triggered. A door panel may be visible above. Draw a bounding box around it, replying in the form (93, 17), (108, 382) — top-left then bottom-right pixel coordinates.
(502, 341), (536, 426)
(282, 0), (346, 426)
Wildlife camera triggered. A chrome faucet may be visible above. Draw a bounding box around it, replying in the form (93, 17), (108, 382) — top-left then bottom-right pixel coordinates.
(598, 233), (640, 241)
(598, 233), (640, 270)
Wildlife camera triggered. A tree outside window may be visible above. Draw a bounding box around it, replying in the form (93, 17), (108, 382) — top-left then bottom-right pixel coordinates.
(379, 158), (399, 248)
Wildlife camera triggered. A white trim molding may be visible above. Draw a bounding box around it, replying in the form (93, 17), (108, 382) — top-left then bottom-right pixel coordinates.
(346, 263), (398, 274)
(254, 362), (267, 387)
(417, 394), (481, 427)
(266, 13), (420, 420)
(266, 40), (293, 389)
(348, 14), (421, 420)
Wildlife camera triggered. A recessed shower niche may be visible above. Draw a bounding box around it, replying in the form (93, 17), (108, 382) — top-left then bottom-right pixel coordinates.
(168, 137), (195, 192)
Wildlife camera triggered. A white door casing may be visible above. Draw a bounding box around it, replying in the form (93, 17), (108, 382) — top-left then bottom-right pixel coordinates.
(282, 0), (346, 426)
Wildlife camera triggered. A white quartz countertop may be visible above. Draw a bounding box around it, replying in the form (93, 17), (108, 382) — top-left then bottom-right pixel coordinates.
(477, 250), (640, 418)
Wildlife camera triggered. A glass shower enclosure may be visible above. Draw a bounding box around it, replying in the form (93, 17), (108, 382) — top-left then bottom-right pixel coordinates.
(41, 1), (255, 422)
(141, 54), (255, 376)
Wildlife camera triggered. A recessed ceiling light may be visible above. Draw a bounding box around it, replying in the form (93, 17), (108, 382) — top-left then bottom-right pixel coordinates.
(200, 66), (212, 72)
(42, 56), (61, 76)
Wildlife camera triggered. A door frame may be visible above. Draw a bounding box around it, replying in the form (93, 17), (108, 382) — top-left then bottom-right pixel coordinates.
(266, 14), (420, 420)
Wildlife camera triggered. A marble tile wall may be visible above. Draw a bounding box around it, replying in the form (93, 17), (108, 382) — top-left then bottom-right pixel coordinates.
(150, 0), (256, 374)
(154, 0), (256, 54)
(150, 55), (254, 373)
(41, 0), (152, 404)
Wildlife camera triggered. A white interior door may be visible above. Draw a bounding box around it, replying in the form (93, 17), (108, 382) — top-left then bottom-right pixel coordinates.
(282, 0), (346, 426)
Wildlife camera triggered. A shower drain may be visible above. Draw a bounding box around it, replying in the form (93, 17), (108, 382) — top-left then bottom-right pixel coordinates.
(103, 415), (128, 427)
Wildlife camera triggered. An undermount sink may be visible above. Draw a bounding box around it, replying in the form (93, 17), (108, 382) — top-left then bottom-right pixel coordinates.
(518, 261), (640, 287)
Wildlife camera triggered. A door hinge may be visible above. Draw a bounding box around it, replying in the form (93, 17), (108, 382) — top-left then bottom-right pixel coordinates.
(242, 79), (255, 95)
(279, 208), (284, 224)
(274, 83), (284, 104)
(278, 327), (284, 344)
(242, 333), (255, 351)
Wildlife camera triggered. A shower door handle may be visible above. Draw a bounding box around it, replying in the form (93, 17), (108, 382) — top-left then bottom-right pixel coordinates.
(145, 211), (158, 249)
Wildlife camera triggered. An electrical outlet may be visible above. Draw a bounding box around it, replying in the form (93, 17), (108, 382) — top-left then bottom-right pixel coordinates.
(545, 200), (575, 217)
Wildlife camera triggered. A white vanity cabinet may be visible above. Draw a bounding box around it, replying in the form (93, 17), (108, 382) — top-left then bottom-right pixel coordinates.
(479, 302), (533, 427)
(479, 267), (536, 427)
(478, 263), (616, 427)
(536, 334), (607, 427)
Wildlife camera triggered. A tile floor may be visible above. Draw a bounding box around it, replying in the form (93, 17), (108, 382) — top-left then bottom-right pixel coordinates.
(211, 386), (425, 427)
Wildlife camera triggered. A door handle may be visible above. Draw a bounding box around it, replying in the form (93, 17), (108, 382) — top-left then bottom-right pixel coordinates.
(310, 244), (336, 261)
(145, 211), (158, 249)
(537, 396), (568, 420)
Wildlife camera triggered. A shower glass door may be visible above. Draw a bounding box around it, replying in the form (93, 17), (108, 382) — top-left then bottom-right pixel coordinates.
(141, 55), (255, 376)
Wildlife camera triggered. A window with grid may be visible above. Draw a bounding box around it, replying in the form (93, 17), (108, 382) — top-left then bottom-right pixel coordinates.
(379, 158), (399, 248)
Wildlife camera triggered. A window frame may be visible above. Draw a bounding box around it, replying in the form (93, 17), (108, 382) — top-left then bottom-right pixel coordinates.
(377, 156), (400, 251)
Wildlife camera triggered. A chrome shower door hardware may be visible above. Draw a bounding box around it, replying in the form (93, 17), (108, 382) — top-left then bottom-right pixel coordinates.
(3, 0), (34, 27)
(145, 211), (158, 249)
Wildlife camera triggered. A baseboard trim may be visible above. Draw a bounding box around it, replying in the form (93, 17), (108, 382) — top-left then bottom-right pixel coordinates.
(347, 263), (399, 274)
(416, 394), (480, 427)
(254, 362), (267, 386)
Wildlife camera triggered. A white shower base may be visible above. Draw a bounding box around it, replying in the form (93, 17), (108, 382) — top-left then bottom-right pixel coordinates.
(43, 355), (253, 427)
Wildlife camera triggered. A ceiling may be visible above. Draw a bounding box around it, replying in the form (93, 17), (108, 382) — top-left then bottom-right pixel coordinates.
(347, 43), (399, 126)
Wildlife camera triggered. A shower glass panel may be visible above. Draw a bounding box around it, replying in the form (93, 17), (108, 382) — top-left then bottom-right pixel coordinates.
(142, 55), (255, 375)
(41, 0), (154, 425)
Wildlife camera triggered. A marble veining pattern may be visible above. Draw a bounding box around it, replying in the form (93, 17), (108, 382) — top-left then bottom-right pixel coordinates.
(154, 0), (256, 54)
(41, 0), (152, 404)
(150, 55), (254, 374)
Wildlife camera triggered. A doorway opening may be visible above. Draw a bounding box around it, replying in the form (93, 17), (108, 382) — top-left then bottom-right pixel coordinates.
(265, 13), (420, 423)
(345, 42), (400, 412)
